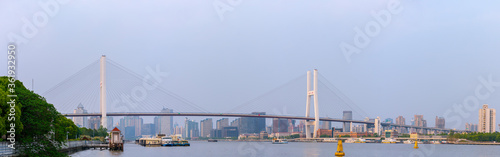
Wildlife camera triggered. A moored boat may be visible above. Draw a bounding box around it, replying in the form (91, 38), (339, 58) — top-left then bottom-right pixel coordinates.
(272, 138), (288, 144)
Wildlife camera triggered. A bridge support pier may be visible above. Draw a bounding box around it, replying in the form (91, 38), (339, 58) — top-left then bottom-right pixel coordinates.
(305, 70), (319, 138)
(100, 55), (107, 129)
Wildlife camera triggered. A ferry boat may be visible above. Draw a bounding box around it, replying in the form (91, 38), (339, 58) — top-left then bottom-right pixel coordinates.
(345, 138), (366, 143)
(161, 135), (190, 147)
(403, 140), (422, 144)
(323, 138), (338, 143)
(272, 138), (288, 144)
(382, 138), (397, 144)
(208, 139), (218, 142)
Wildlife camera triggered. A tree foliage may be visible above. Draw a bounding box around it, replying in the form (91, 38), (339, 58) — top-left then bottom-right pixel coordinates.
(0, 77), (79, 156)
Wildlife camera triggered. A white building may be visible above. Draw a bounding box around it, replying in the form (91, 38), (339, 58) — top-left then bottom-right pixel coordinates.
(73, 103), (88, 127)
(478, 104), (496, 133)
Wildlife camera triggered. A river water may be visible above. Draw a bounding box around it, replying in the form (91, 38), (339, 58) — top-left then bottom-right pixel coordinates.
(69, 141), (500, 157)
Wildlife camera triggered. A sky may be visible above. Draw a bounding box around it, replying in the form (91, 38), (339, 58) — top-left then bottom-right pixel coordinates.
(1, 0), (500, 130)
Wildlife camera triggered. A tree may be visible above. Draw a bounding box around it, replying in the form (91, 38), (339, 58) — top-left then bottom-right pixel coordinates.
(0, 77), (78, 156)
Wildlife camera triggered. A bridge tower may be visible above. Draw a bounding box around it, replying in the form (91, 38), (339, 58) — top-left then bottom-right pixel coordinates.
(100, 55), (107, 129)
(305, 69), (320, 138)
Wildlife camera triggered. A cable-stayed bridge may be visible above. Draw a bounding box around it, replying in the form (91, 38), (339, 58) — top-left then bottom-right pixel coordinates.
(43, 56), (463, 138)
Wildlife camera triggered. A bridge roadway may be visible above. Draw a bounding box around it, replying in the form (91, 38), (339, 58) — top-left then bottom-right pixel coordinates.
(63, 112), (458, 132)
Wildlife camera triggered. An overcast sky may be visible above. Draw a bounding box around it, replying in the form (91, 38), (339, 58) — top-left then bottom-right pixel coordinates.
(2, 0), (500, 129)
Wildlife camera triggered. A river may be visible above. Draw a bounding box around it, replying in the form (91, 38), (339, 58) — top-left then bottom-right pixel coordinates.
(69, 141), (500, 157)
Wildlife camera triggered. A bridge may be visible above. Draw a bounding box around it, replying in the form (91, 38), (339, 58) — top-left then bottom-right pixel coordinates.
(44, 55), (463, 139)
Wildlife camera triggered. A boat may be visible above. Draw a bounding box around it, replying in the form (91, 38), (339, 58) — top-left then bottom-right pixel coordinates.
(208, 139), (218, 142)
(403, 140), (412, 144)
(431, 141), (441, 144)
(161, 135), (190, 147)
(345, 138), (365, 143)
(272, 138), (288, 144)
(382, 138), (397, 144)
(323, 138), (338, 143)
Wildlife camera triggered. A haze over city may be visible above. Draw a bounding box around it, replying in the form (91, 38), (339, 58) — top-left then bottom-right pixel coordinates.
(2, 0), (500, 130)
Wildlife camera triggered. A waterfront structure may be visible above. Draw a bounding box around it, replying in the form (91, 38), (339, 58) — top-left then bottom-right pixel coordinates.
(200, 118), (213, 137)
(435, 116), (445, 129)
(479, 104), (496, 133)
(73, 103), (88, 128)
(343, 111), (352, 132)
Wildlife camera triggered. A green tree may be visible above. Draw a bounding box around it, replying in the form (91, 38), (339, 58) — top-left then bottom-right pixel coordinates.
(0, 77), (78, 156)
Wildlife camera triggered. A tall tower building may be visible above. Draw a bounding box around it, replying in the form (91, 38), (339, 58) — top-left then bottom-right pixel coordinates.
(435, 116), (445, 129)
(216, 118), (229, 130)
(73, 103), (88, 128)
(155, 108), (174, 135)
(200, 118), (213, 137)
(343, 111), (352, 132)
(395, 116), (406, 133)
(479, 104), (496, 133)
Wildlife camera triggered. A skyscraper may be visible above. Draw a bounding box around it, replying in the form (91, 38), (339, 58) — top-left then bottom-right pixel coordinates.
(160, 108), (174, 135)
(239, 112), (266, 134)
(343, 111), (352, 132)
(184, 118), (199, 138)
(435, 116), (445, 129)
(272, 118), (288, 133)
(73, 103), (88, 128)
(216, 118), (229, 130)
(395, 116), (406, 133)
(479, 104), (496, 133)
(200, 118), (213, 137)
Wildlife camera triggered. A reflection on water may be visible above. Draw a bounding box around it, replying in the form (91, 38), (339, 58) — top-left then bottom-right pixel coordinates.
(69, 141), (500, 157)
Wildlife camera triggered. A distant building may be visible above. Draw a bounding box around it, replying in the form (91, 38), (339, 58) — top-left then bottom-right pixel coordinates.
(122, 116), (143, 137)
(395, 116), (406, 133)
(184, 118), (199, 138)
(465, 123), (478, 132)
(413, 115), (427, 134)
(435, 116), (445, 129)
(239, 112), (266, 134)
(216, 118), (229, 130)
(272, 118), (288, 133)
(479, 104), (496, 133)
(222, 126), (239, 138)
(88, 116), (101, 130)
(343, 111), (352, 132)
(142, 123), (156, 136)
(124, 126), (136, 140)
(259, 131), (269, 139)
(73, 103), (88, 128)
(288, 119), (296, 132)
(200, 118), (213, 137)
(106, 117), (113, 131)
(154, 108), (174, 135)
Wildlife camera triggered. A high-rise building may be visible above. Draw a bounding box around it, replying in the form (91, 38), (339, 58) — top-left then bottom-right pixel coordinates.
(142, 123), (155, 136)
(184, 118), (199, 138)
(88, 116), (101, 130)
(73, 103), (88, 128)
(200, 118), (213, 137)
(216, 118), (229, 130)
(320, 121), (331, 130)
(479, 104), (496, 133)
(123, 116), (143, 137)
(231, 118), (240, 127)
(435, 116), (445, 129)
(288, 119), (296, 132)
(154, 108), (174, 135)
(343, 111), (352, 132)
(239, 112), (266, 134)
(413, 115), (427, 134)
(222, 127), (238, 138)
(465, 123), (478, 132)
(107, 117), (113, 131)
(272, 118), (288, 133)
(395, 116), (406, 134)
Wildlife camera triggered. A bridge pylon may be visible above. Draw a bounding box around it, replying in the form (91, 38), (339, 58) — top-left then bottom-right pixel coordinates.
(305, 69), (320, 138)
(100, 55), (107, 129)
